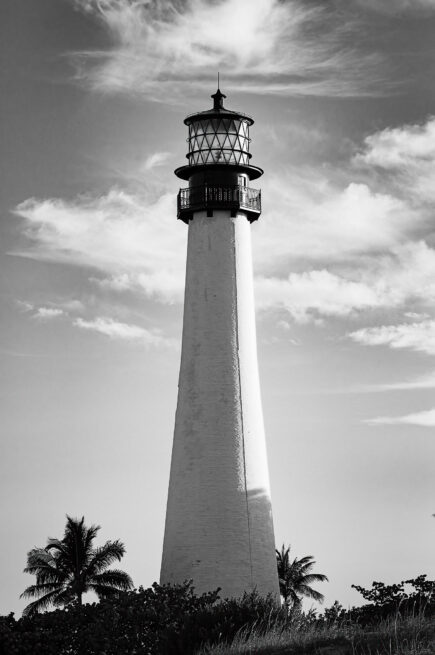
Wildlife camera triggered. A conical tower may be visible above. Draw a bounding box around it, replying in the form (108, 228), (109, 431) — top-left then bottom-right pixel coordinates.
(160, 88), (279, 600)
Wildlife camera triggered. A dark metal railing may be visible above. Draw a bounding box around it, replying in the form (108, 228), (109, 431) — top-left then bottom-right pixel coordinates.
(177, 184), (261, 218)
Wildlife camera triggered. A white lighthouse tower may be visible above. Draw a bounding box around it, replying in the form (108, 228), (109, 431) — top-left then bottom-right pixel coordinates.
(160, 88), (279, 600)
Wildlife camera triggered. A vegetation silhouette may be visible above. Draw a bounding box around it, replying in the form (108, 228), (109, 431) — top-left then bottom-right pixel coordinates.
(21, 515), (133, 615)
(276, 544), (328, 609)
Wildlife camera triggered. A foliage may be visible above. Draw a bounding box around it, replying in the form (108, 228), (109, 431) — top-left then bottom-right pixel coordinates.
(3, 572), (434, 654)
(21, 516), (133, 615)
(165, 590), (286, 654)
(275, 544), (328, 609)
(0, 582), (288, 655)
(1, 582), (220, 654)
(347, 575), (435, 626)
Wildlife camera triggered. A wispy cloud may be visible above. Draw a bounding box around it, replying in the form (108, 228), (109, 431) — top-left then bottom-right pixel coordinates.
(16, 301), (66, 320)
(74, 316), (177, 347)
(142, 151), (171, 171)
(355, 0), (435, 14)
(350, 371), (435, 392)
(366, 408), (435, 427)
(70, 0), (387, 99)
(33, 307), (64, 320)
(349, 320), (435, 356)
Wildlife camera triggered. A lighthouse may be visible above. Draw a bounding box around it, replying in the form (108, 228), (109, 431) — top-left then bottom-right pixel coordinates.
(160, 88), (279, 600)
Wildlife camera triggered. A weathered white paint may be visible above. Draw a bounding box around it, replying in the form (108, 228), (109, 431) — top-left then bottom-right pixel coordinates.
(160, 209), (279, 600)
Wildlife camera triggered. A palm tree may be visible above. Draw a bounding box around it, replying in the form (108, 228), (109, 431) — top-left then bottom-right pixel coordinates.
(276, 544), (328, 610)
(21, 516), (133, 615)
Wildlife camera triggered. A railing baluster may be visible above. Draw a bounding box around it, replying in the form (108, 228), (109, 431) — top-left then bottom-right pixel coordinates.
(177, 184), (261, 217)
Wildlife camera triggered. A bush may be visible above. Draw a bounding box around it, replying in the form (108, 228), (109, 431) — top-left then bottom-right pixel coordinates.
(0, 582), (220, 654)
(2, 576), (433, 654)
(0, 583), (285, 655)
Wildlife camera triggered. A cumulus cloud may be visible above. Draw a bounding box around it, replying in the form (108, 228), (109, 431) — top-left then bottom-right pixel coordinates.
(13, 189), (186, 303)
(349, 320), (435, 356)
(70, 0), (386, 99)
(74, 316), (177, 347)
(255, 117), (435, 274)
(254, 177), (419, 268)
(248, 115), (435, 321)
(12, 114), (435, 324)
(366, 408), (435, 427)
(255, 242), (435, 322)
(354, 116), (435, 205)
(255, 270), (381, 322)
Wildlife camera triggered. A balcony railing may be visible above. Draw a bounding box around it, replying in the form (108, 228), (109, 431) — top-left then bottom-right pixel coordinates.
(177, 184), (261, 223)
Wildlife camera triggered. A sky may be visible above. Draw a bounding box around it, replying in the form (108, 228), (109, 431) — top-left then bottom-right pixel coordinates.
(1, 0), (435, 616)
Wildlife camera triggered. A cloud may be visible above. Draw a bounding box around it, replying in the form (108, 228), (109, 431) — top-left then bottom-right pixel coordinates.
(12, 184), (435, 323)
(356, 117), (435, 170)
(366, 408), (435, 427)
(255, 241), (435, 322)
(12, 115), (435, 324)
(254, 177), (419, 268)
(16, 301), (67, 320)
(249, 115), (435, 321)
(16, 300), (35, 313)
(70, 0), (387, 99)
(355, 0), (435, 14)
(33, 307), (65, 320)
(349, 371), (435, 392)
(13, 189), (186, 303)
(257, 118), (435, 272)
(255, 270), (381, 322)
(354, 116), (435, 205)
(73, 316), (177, 347)
(349, 320), (435, 356)
(142, 152), (171, 171)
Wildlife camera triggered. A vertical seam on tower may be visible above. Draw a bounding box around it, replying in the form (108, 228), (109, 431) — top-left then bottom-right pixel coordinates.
(233, 213), (254, 589)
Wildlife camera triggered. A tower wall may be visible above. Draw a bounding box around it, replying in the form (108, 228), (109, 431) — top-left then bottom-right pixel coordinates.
(160, 209), (279, 599)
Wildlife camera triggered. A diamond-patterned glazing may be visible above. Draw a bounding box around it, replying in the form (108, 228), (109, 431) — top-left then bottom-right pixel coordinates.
(187, 117), (251, 166)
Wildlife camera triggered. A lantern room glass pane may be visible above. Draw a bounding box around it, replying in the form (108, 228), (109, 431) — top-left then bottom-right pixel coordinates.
(187, 116), (251, 166)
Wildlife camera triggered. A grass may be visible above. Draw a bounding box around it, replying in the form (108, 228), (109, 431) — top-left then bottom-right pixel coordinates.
(198, 609), (435, 655)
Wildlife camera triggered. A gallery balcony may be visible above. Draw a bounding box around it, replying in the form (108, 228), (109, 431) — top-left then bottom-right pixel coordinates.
(177, 184), (262, 224)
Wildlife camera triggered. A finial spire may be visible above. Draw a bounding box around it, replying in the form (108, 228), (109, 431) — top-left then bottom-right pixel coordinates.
(211, 75), (226, 110)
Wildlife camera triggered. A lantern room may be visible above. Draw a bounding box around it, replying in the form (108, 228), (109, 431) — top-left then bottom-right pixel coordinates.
(175, 89), (263, 224)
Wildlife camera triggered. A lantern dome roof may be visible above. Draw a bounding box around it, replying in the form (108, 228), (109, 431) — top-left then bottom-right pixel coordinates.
(183, 87), (254, 126)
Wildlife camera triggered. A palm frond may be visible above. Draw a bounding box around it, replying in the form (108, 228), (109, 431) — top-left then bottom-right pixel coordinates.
(89, 569), (133, 591)
(297, 584), (325, 603)
(20, 582), (64, 600)
(86, 540), (126, 575)
(51, 588), (76, 608)
(23, 548), (67, 584)
(300, 573), (329, 584)
(22, 590), (64, 616)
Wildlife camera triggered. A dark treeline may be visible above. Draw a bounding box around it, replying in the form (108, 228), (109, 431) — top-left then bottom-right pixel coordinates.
(1, 576), (434, 655)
